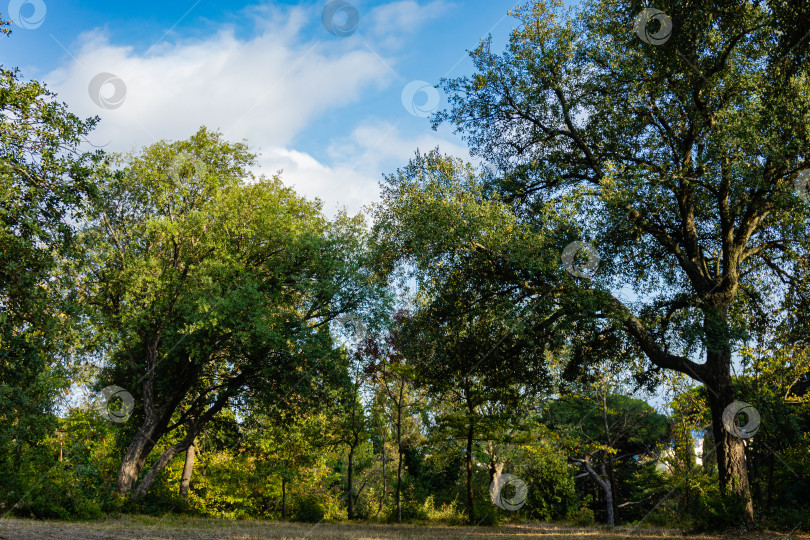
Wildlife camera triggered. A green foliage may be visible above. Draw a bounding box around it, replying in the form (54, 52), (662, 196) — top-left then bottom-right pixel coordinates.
(691, 492), (750, 532)
(1, 64), (100, 499)
(1, 407), (124, 520)
(11, 462), (104, 520)
(759, 506), (810, 532)
(79, 127), (384, 498)
(419, 496), (465, 524)
(292, 496), (327, 523)
(566, 497), (596, 526)
(3, 1), (810, 532)
(516, 448), (577, 521)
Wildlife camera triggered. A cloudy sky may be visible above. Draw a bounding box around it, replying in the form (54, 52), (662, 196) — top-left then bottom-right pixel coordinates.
(3, 0), (525, 215)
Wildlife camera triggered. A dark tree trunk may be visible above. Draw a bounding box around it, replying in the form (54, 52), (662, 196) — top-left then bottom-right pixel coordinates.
(766, 453), (775, 511)
(347, 444), (355, 519)
(395, 386), (403, 523)
(487, 447), (503, 489)
(466, 421), (474, 524)
(133, 435), (196, 499)
(395, 438), (403, 523)
(379, 439), (386, 516)
(281, 477), (287, 519)
(116, 420), (162, 494)
(707, 379), (753, 524)
(119, 372), (242, 499)
(703, 306), (754, 527)
(179, 441), (196, 499)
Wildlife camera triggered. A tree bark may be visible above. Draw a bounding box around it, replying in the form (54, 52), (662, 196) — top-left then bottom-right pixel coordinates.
(614, 290), (755, 527)
(707, 376), (753, 525)
(600, 393), (618, 523)
(487, 444), (503, 489)
(116, 420), (163, 494)
(347, 444), (355, 519)
(179, 441), (196, 499)
(133, 434), (196, 499)
(379, 439), (386, 516)
(703, 306), (754, 527)
(578, 455), (614, 526)
(607, 452), (618, 522)
(119, 370), (244, 499)
(466, 420), (475, 524)
(115, 346), (191, 495)
(281, 477), (287, 519)
(395, 383), (403, 523)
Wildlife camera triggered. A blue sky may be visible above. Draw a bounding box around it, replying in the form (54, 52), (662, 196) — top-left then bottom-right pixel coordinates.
(3, 0), (524, 215)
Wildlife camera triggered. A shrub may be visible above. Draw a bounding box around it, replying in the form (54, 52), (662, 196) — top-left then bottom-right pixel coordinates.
(9, 462), (104, 520)
(759, 506), (810, 532)
(566, 495), (595, 526)
(292, 496), (326, 523)
(519, 451), (578, 521)
(691, 492), (748, 531)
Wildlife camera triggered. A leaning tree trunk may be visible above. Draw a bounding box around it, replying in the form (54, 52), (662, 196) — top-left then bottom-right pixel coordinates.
(578, 455), (614, 526)
(133, 434), (196, 499)
(116, 419), (163, 494)
(115, 345), (190, 496)
(179, 441), (196, 499)
(123, 376), (241, 499)
(703, 306), (754, 527)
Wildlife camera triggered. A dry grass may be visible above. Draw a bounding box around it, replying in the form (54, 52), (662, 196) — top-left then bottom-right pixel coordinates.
(0, 516), (806, 540)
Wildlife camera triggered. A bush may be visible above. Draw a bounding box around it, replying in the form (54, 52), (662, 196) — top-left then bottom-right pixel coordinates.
(518, 450), (578, 521)
(422, 495), (465, 524)
(9, 463), (104, 520)
(691, 493), (748, 531)
(292, 496), (326, 523)
(759, 506), (810, 532)
(566, 495), (595, 526)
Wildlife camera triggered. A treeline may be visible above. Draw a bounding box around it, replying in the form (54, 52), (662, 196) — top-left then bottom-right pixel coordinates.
(2, 0), (810, 532)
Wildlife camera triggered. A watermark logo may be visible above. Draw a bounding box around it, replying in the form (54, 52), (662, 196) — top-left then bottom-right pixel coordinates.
(98, 385), (134, 423)
(168, 151), (207, 183)
(561, 241), (600, 279)
(335, 313), (368, 342)
(794, 168), (809, 202)
(634, 8), (672, 46)
(8, 0), (46, 29)
(88, 72), (127, 110)
(722, 401), (760, 439)
(490, 473), (528, 511)
(401, 80), (441, 118)
(322, 0), (359, 38)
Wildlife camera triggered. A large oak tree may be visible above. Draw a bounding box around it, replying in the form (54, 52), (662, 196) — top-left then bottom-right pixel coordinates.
(442, 0), (810, 524)
(375, 0), (809, 525)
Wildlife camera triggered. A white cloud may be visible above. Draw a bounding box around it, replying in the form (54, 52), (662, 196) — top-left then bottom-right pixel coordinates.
(43, 1), (468, 215)
(47, 17), (390, 149)
(258, 121), (471, 216)
(367, 0), (453, 49)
